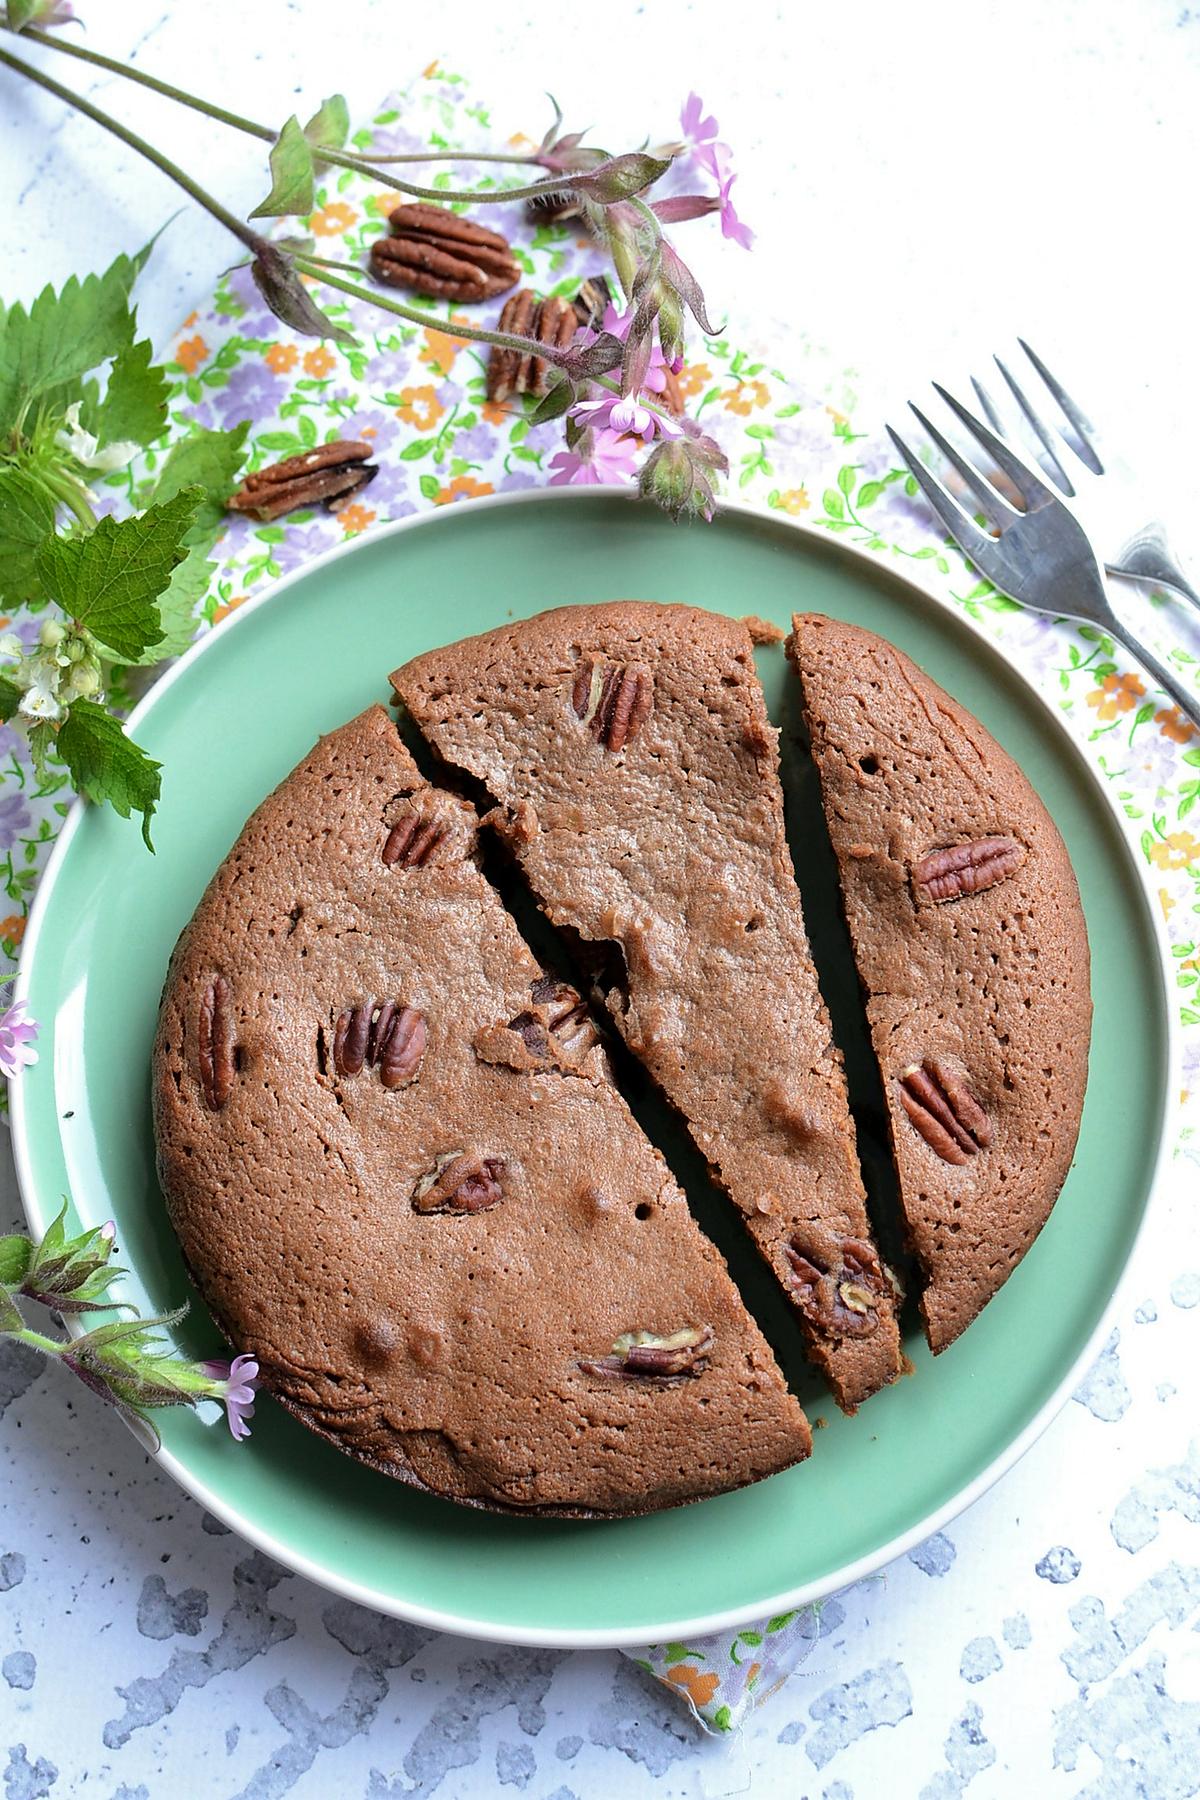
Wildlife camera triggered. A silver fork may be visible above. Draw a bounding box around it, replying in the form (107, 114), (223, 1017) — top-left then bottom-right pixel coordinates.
(887, 389), (1200, 730)
(970, 340), (1200, 609)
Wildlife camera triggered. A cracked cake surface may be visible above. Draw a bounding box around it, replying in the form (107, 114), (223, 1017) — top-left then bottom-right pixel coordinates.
(788, 614), (1092, 1351)
(152, 705), (811, 1515)
(392, 602), (904, 1410)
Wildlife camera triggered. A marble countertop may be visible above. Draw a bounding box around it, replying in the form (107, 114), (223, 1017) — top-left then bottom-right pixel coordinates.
(3, 3), (1200, 1795)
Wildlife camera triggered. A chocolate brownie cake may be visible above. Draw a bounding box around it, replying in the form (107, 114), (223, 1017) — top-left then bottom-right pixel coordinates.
(153, 706), (811, 1515)
(787, 615), (1092, 1351)
(392, 603), (904, 1411)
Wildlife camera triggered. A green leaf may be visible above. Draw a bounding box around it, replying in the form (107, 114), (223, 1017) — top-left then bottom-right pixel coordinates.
(303, 94), (350, 168)
(766, 1611), (798, 1633)
(0, 247), (150, 434)
(837, 464), (856, 495)
(0, 1287), (22, 1334)
(400, 438), (435, 462)
(35, 487), (200, 662)
(57, 701), (162, 849)
(150, 423), (249, 538)
(528, 380), (574, 425)
(712, 1705), (732, 1732)
(92, 337), (170, 449)
(0, 467), (55, 607)
(822, 488), (845, 520)
(737, 1630), (763, 1646)
(419, 473), (441, 500)
(857, 480), (884, 508)
(0, 1232), (33, 1287)
(1183, 748), (1200, 767)
(251, 116), (316, 219)
(0, 675), (23, 723)
(125, 546), (214, 666)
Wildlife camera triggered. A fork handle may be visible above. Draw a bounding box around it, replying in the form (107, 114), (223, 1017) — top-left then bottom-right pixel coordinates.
(1104, 615), (1200, 732)
(1107, 523), (1200, 614)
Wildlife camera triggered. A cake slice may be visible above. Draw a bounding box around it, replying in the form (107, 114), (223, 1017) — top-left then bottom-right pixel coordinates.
(392, 603), (904, 1410)
(153, 706), (810, 1515)
(787, 614), (1092, 1350)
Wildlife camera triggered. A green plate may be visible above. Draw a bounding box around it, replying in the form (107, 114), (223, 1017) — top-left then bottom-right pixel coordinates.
(12, 491), (1174, 1647)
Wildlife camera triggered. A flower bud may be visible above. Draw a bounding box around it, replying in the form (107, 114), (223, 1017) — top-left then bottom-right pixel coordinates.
(63, 663), (102, 701)
(38, 620), (67, 651)
(639, 439), (696, 520)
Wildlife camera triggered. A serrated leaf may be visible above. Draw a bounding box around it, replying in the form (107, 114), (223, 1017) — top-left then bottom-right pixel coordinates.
(150, 422), (249, 539)
(0, 247), (150, 434)
(35, 487), (200, 661)
(57, 701), (162, 849)
(0, 675), (23, 723)
(125, 545), (214, 666)
(93, 337), (170, 449)
(0, 466), (55, 606)
(303, 94), (350, 170)
(250, 245), (356, 348)
(251, 116), (316, 219)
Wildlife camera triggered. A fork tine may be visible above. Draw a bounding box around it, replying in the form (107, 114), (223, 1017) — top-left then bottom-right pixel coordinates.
(907, 401), (1016, 525)
(1016, 339), (1104, 473)
(992, 355), (1076, 494)
(971, 375), (1007, 437)
(885, 425), (997, 568)
(931, 382), (1060, 511)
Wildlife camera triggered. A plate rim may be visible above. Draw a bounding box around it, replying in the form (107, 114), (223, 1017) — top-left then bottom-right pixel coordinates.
(9, 484), (1180, 1648)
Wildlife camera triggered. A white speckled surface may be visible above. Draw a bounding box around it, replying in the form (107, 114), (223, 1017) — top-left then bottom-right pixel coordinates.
(3, 3), (1200, 1793)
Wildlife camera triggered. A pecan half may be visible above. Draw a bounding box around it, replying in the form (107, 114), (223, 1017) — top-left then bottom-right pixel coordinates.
(571, 658), (653, 752)
(412, 1150), (505, 1214)
(784, 1238), (889, 1340)
(486, 290), (578, 404)
(912, 836), (1026, 905)
(383, 809), (445, 868)
(473, 975), (601, 1073)
(579, 1324), (714, 1381)
(333, 999), (427, 1090)
(369, 203), (520, 301)
(198, 975), (235, 1111)
(898, 1058), (992, 1164)
(227, 441), (377, 521)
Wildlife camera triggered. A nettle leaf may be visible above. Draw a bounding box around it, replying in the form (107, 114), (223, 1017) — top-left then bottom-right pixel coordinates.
(93, 337), (170, 449)
(0, 674), (24, 723)
(0, 246), (150, 433)
(57, 701), (162, 850)
(250, 244), (356, 347)
(35, 487), (201, 662)
(304, 94), (350, 169)
(0, 466), (55, 607)
(251, 116), (316, 220)
(126, 545), (215, 666)
(150, 422), (250, 538)
(0, 1231), (33, 1288)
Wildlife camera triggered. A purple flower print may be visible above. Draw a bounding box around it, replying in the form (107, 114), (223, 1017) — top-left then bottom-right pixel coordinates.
(0, 998), (38, 1079)
(499, 469), (539, 493)
(452, 423), (497, 463)
(0, 791), (32, 850)
(215, 362), (286, 426)
(273, 524), (337, 574)
(339, 410), (402, 457)
(0, 724), (28, 766)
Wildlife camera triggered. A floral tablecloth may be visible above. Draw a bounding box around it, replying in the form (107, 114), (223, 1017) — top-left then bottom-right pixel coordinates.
(4, 65), (1199, 1738)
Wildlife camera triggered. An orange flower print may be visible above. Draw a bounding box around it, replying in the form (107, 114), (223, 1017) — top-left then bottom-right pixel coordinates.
(419, 318), (474, 373)
(1158, 887), (1176, 921)
(309, 200), (357, 237)
(336, 503), (376, 536)
(723, 380), (770, 417)
(372, 191), (406, 219)
(1157, 705), (1197, 745)
(394, 385), (444, 431)
(175, 334), (209, 374)
(181, 310), (199, 328)
(1149, 831), (1199, 872)
(776, 488), (810, 515)
(303, 345), (337, 379)
(676, 362), (711, 400)
(212, 595), (248, 625)
(1085, 671), (1145, 722)
(422, 59), (441, 78)
(482, 400), (510, 426)
(0, 914), (26, 947)
(436, 474), (494, 506)
(264, 343), (299, 374)
(665, 1664), (720, 1709)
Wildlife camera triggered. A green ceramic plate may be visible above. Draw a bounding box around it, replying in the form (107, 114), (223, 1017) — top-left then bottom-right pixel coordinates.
(12, 491), (1174, 1647)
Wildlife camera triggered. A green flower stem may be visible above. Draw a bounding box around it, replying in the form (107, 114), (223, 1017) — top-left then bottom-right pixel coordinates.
(12, 27), (566, 204)
(3, 1320), (66, 1358)
(291, 255), (578, 367)
(38, 463), (97, 531)
(0, 47), (262, 254)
